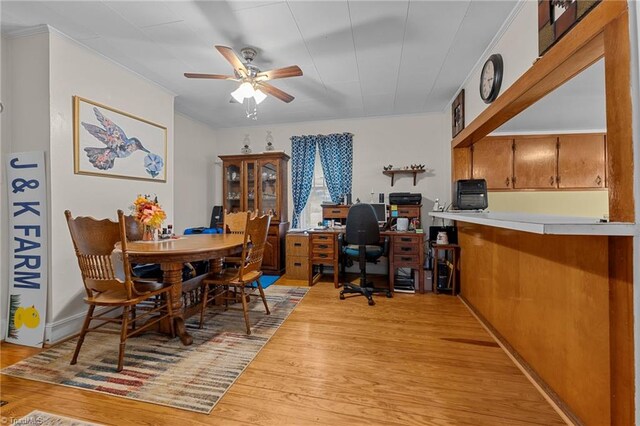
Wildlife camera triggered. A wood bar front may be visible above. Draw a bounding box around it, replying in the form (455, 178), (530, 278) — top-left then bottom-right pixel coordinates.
(457, 222), (622, 425)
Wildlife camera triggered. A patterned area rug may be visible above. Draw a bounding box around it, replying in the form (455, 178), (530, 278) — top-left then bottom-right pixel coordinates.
(2, 286), (307, 414)
(15, 410), (103, 425)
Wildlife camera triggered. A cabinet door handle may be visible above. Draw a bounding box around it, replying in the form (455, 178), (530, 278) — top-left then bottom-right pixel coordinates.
(401, 257), (412, 261)
(331, 210), (341, 214)
(505, 177), (510, 187)
(400, 237), (412, 242)
(294, 243), (302, 247)
(319, 254), (328, 258)
(401, 247), (412, 252)
(550, 176), (555, 186)
(294, 262), (302, 267)
(318, 244), (329, 249)
(596, 175), (602, 186)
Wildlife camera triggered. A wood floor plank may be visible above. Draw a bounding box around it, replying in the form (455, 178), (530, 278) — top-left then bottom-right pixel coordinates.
(0, 278), (565, 425)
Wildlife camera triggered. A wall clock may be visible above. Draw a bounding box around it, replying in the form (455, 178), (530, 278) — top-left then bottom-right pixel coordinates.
(479, 54), (503, 104)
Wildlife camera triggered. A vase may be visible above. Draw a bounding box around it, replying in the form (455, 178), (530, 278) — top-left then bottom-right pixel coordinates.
(142, 225), (155, 241)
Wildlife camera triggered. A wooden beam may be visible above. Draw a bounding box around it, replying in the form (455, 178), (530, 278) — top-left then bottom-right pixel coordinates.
(604, 10), (635, 223)
(609, 236), (635, 426)
(451, 0), (626, 149)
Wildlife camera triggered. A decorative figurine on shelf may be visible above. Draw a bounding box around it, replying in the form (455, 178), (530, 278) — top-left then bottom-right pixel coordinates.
(265, 130), (275, 151)
(383, 165), (393, 171)
(241, 134), (252, 154)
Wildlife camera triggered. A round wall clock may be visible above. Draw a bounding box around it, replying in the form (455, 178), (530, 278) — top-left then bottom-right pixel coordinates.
(479, 54), (503, 104)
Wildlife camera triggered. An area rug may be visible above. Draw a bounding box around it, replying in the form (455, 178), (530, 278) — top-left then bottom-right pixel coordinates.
(2, 286), (308, 414)
(15, 410), (103, 425)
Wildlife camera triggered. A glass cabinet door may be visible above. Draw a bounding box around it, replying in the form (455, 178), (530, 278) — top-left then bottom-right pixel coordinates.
(224, 162), (242, 213)
(245, 161), (257, 213)
(259, 160), (279, 220)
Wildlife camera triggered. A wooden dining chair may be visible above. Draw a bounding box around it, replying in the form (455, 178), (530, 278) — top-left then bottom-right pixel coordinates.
(65, 209), (175, 372)
(222, 210), (258, 267)
(200, 213), (272, 334)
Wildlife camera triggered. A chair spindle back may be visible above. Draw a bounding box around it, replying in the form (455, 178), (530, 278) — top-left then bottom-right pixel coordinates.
(238, 214), (271, 280)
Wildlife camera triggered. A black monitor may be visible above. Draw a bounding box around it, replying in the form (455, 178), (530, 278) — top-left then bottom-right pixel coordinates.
(370, 203), (387, 223)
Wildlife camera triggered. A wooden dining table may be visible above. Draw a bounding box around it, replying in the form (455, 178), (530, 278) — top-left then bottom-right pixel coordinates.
(122, 233), (245, 345)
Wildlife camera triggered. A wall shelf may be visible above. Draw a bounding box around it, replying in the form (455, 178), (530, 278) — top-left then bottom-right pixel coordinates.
(383, 169), (425, 186)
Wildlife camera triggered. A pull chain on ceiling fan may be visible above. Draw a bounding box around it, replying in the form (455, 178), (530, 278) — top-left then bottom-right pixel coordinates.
(185, 45), (303, 119)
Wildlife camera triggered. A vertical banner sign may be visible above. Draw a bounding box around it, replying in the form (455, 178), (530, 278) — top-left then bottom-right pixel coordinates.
(6, 151), (48, 347)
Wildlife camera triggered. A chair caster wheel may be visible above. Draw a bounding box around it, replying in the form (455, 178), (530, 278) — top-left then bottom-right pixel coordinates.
(368, 299), (375, 306)
(339, 292), (345, 300)
(386, 292), (392, 298)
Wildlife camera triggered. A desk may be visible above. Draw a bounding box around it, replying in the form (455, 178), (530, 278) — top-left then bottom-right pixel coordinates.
(306, 229), (427, 293)
(124, 234), (244, 345)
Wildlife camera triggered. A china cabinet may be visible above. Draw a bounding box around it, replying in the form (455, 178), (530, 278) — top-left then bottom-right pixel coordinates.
(219, 152), (290, 274)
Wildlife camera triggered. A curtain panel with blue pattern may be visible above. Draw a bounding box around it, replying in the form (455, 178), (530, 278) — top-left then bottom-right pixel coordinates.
(318, 133), (353, 204)
(290, 135), (317, 228)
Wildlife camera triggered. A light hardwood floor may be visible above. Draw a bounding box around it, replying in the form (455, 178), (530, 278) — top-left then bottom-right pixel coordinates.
(1, 278), (565, 425)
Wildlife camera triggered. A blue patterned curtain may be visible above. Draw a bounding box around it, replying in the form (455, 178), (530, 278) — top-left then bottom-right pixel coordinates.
(317, 133), (353, 203)
(290, 135), (318, 228)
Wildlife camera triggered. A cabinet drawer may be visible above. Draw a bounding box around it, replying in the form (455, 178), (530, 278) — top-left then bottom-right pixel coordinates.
(393, 254), (420, 266)
(286, 256), (308, 280)
(286, 234), (309, 257)
(322, 206), (349, 219)
(394, 206), (420, 218)
(311, 243), (334, 255)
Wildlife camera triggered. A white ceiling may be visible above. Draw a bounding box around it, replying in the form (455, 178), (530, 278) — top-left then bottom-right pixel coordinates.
(1, 0), (519, 128)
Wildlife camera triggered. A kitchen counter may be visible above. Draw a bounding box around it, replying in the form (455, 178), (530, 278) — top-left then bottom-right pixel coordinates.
(428, 211), (636, 236)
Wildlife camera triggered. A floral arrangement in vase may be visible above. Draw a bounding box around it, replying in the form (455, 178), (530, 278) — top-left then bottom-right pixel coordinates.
(132, 194), (166, 240)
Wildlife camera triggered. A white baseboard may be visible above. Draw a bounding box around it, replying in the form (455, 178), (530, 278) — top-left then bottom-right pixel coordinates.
(44, 307), (115, 344)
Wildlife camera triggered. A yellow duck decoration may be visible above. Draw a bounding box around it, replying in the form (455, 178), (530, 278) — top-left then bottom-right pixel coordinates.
(14, 305), (40, 329)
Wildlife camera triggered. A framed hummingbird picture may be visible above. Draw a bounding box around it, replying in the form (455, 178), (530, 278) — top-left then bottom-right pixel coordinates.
(73, 96), (167, 182)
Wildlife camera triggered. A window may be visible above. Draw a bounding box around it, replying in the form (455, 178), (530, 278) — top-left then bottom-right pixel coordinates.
(299, 151), (330, 229)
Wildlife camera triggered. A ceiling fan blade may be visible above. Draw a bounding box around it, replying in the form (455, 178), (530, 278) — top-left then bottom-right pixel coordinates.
(256, 65), (303, 81)
(258, 82), (295, 103)
(184, 73), (237, 80)
(215, 45), (248, 78)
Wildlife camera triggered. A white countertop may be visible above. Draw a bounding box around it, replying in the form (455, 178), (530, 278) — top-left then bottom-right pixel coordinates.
(428, 211), (637, 236)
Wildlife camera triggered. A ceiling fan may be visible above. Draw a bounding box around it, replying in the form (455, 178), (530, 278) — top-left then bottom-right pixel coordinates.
(184, 46), (303, 105)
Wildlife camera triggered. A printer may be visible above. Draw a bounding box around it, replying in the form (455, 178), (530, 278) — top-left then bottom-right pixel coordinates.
(453, 179), (488, 210)
(389, 192), (422, 205)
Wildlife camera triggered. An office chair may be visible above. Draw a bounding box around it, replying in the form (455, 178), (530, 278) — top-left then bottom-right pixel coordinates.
(338, 203), (391, 306)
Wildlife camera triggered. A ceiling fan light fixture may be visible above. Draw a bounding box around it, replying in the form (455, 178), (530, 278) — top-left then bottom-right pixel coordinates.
(254, 88), (267, 105)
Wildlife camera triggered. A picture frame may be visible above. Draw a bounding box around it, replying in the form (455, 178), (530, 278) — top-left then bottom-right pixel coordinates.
(538, 0), (600, 56)
(73, 96), (167, 182)
(451, 89), (465, 138)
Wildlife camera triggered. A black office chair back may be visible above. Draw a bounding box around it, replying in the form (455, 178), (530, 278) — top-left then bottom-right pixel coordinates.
(210, 205), (223, 228)
(346, 204), (380, 245)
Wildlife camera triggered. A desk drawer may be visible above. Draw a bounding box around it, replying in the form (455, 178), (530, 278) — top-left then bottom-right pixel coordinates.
(311, 233), (334, 242)
(394, 244), (418, 255)
(394, 235), (421, 245)
(287, 234), (309, 257)
(286, 256), (308, 280)
(393, 254), (420, 266)
(312, 252), (335, 263)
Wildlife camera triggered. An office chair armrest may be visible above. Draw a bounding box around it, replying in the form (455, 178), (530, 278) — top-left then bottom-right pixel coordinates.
(382, 236), (390, 257)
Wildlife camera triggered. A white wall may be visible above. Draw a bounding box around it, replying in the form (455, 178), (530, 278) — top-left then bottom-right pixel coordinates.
(45, 29), (174, 340)
(462, 1), (538, 124)
(0, 32), (51, 337)
(214, 113), (451, 228)
(174, 113), (218, 234)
